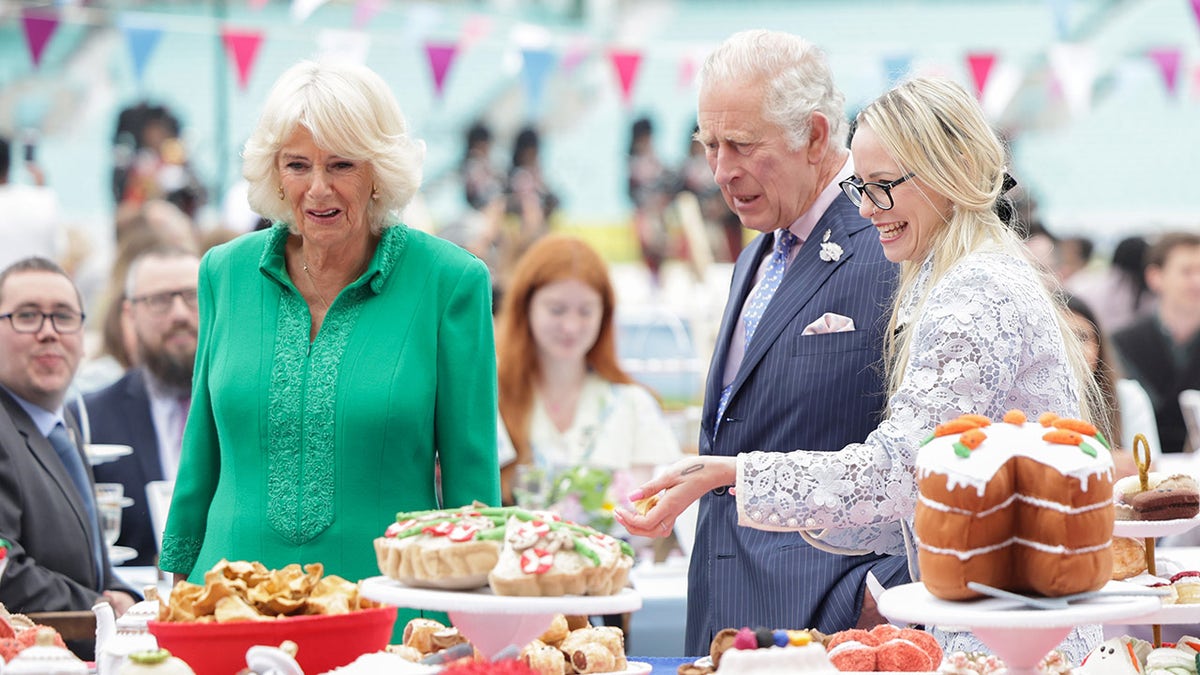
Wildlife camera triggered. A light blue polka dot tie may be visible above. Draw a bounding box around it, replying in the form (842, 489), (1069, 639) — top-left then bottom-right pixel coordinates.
(713, 229), (799, 440)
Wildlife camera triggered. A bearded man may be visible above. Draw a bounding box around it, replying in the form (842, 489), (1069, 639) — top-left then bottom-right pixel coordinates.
(88, 245), (200, 566)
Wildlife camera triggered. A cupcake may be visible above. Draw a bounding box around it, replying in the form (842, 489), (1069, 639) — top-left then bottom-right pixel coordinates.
(1170, 571), (1200, 604)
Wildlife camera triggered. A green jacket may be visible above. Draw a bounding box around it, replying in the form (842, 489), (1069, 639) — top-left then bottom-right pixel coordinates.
(160, 224), (499, 617)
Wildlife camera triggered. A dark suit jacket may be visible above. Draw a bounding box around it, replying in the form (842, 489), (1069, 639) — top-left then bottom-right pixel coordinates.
(0, 388), (133, 614)
(1112, 317), (1200, 454)
(686, 194), (909, 654)
(86, 368), (165, 567)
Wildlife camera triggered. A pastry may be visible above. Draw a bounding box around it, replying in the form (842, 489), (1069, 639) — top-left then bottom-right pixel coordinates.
(1171, 571), (1200, 603)
(915, 411), (1115, 599)
(632, 492), (661, 515)
(1130, 475), (1200, 521)
(1114, 473), (1200, 521)
(376, 505), (634, 597)
(1111, 537), (1147, 580)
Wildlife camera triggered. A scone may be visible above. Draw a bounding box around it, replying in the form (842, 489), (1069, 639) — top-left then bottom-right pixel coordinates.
(1111, 537), (1148, 580)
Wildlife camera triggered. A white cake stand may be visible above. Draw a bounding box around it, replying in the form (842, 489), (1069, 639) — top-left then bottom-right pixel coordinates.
(360, 576), (642, 659)
(877, 581), (1162, 675)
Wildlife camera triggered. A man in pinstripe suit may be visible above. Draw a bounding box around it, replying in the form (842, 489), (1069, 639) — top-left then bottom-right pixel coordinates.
(620, 30), (910, 654)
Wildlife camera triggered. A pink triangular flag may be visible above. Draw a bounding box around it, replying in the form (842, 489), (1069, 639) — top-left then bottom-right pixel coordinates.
(608, 49), (643, 106)
(221, 27), (264, 91)
(561, 37), (590, 74)
(424, 42), (458, 100)
(460, 14), (492, 51)
(1192, 65), (1200, 101)
(966, 52), (996, 100)
(21, 9), (60, 68)
(249, 0), (270, 9)
(1192, 0), (1200, 36)
(678, 53), (697, 90)
(353, 0), (384, 29)
(1147, 47), (1182, 97)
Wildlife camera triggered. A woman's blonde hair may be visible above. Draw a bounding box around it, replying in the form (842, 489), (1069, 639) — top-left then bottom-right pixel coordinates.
(857, 76), (1105, 430)
(242, 60), (425, 234)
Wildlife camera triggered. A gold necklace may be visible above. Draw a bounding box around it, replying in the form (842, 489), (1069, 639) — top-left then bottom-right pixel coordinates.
(301, 257), (333, 310)
(301, 252), (369, 310)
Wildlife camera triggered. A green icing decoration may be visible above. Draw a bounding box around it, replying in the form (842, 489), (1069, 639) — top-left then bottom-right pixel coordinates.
(920, 433), (935, 446)
(953, 442), (971, 458)
(1079, 441), (1097, 458)
(573, 539), (602, 566)
(1094, 431), (1111, 450)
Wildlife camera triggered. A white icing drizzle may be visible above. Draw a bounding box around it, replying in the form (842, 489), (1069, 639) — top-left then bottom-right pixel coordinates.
(918, 537), (1112, 561)
(914, 420), (1114, 497)
(918, 492), (1113, 516)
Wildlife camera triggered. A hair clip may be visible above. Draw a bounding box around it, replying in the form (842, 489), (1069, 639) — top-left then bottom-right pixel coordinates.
(1001, 172), (1018, 195)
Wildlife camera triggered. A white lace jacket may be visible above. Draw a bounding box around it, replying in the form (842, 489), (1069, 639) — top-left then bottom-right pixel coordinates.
(735, 249), (1082, 558)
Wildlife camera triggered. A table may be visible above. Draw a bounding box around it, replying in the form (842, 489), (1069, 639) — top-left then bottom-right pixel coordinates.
(626, 560), (689, 657)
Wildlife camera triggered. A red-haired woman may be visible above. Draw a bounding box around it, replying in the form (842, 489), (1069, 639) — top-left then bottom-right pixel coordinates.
(496, 234), (681, 506)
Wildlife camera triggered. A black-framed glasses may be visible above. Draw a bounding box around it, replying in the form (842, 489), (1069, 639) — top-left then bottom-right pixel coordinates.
(839, 172), (915, 211)
(129, 288), (199, 315)
(0, 309), (85, 334)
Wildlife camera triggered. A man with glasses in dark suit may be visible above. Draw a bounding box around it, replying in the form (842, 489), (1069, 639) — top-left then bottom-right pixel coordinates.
(87, 245), (200, 567)
(0, 257), (136, 658)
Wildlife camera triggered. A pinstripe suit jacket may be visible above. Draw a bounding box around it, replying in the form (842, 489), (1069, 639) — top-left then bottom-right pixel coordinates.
(685, 194), (908, 654)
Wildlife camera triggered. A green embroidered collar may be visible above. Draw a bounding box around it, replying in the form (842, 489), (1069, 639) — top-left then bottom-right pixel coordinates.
(256, 222), (407, 296)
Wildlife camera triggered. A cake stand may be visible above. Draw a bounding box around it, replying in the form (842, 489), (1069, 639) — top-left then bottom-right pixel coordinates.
(359, 576), (642, 659)
(877, 581), (1161, 675)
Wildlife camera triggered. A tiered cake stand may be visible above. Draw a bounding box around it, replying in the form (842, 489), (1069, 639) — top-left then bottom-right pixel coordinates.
(1113, 434), (1200, 646)
(360, 576), (643, 661)
(877, 581), (1161, 675)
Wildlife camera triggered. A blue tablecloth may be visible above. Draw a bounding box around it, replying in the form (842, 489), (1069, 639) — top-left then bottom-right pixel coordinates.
(634, 656), (696, 673)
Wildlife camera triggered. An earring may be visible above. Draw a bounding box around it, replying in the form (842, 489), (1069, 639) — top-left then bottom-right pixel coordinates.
(278, 185), (285, 200)
(371, 183), (379, 200)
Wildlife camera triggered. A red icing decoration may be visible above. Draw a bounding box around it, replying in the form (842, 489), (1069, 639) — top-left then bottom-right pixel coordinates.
(519, 548), (554, 575)
(423, 521), (454, 536)
(448, 524), (478, 542)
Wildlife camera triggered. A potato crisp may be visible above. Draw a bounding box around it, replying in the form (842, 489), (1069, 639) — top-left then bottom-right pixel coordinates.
(158, 559), (378, 623)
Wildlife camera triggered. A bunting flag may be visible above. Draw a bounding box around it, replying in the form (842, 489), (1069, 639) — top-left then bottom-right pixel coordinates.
(520, 48), (557, 117)
(352, 0), (384, 29)
(883, 54), (912, 86)
(221, 27), (264, 91)
(249, 0), (270, 9)
(291, 0), (329, 24)
(608, 49), (643, 106)
(21, 8), (60, 68)
(560, 36), (591, 74)
(1048, 0), (1072, 40)
(461, 14), (493, 51)
(1147, 47), (1182, 98)
(424, 42), (458, 100)
(1049, 43), (1096, 117)
(966, 52), (996, 99)
(678, 51), (698, 90)
(120, 22), (164, 84)
(980, 62), (1022, 121)
(317, 29), (371, 65)
(1193, 0), (1200, 36)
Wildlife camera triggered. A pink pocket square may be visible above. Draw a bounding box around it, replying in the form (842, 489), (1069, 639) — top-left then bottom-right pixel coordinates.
(802, 312), (856, 335)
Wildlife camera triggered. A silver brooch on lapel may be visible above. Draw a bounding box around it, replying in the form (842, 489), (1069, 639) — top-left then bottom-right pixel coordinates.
(819, 229), (843, 262)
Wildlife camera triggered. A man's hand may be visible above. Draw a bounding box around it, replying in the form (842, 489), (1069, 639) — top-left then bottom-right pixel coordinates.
(102, 590), (137, 616)
(614, 456), (736, 538)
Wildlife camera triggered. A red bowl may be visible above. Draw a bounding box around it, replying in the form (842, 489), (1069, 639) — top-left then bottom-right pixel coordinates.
(147, 605), (397, 675)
